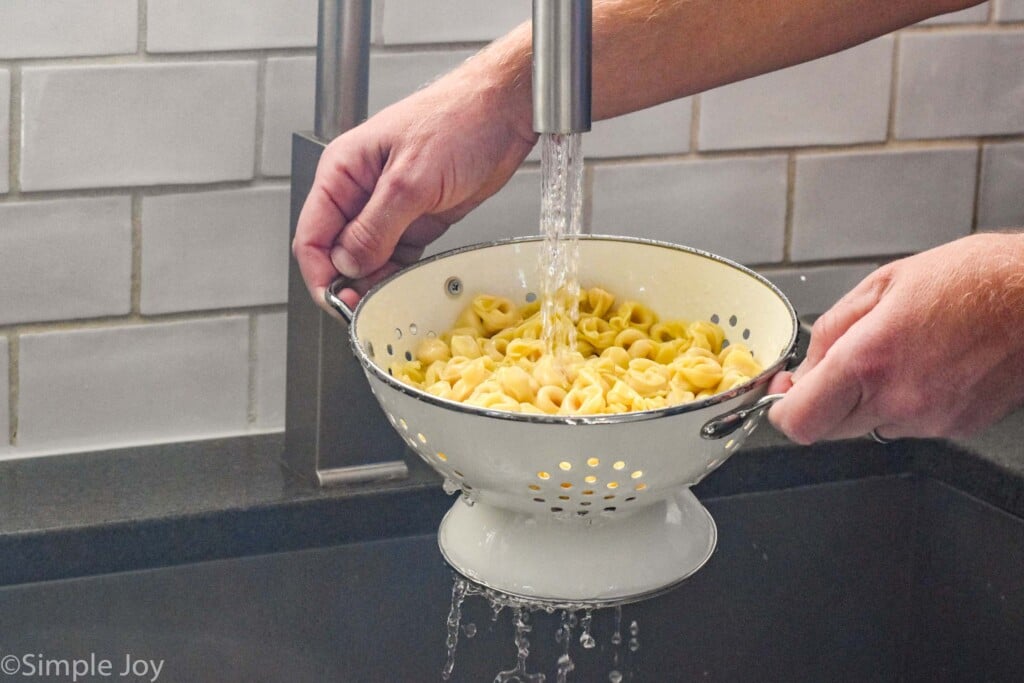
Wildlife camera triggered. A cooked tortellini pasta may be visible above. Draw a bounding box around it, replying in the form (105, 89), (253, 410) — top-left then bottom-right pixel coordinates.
(389, 287), (763, 415)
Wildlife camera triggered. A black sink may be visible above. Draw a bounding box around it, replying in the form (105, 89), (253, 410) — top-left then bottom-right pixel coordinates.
(1, 473), (1022, 682)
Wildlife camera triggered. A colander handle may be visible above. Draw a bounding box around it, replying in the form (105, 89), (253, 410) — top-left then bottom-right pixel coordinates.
(324, 277), (356, 322)
(700, 393), (784, 440)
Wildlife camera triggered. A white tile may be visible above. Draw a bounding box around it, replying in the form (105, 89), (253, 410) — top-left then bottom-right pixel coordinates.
(379, 0), (529, 44)
(0, 197), (132, 325)
(141, 186), (291, 314)
(791, 148), (977, 260)
(368, 50), (476, 115)
(587, 100), (691, 158)
(0, 337), (8, 453)
(0, 0), (137, 58)
(760, 263), (880, 318)
(895, 31), (1024, 139)
(699, 37), (893, 151)
(147, 0), (316, 52)
(426, 168), (541, 255)
(590, 156), (788, 265)
(21, 62), (258, 191)
(262, 56), (315, 176)
(978, 141), (1024, 229)
(920, 2), (990, 24)
(996, 0), (1024, 21)
(254, 311), (287, 430)
(0, 69), (8, 195)
(18, 318), (250, 453)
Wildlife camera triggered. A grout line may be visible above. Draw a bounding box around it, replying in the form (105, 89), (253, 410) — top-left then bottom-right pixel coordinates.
(0, 178), (291, 204)
(783, 153), (797, 264)
(0, 48), (316, 69)
(0, 304), (288, 338)
(247, 315), (259, 426)
(689, 95), (701, 154)
(131, 193), (142, 314)
(7, 334), (17, 447)
(138, 0), (148, 54)
(970, 141), (985, 234)
(253, 54), (267, 179)
(886, 33), (902, 142)
(8, 65), (21, 197)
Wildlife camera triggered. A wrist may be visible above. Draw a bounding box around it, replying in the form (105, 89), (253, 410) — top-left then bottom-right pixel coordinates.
(460, 22), (539, 147)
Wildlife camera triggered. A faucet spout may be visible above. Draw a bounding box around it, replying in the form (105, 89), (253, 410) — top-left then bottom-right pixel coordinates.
(532, 0), (592, 134)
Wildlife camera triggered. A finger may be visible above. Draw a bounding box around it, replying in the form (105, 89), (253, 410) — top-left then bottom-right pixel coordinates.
(793, 270), (891, 383)
(767, 370), (793, 395)
(333, 167), (436, 279)
(293, 184), (352, 305)
(768, 345), (865, 444)
(292, 144), (377, 306)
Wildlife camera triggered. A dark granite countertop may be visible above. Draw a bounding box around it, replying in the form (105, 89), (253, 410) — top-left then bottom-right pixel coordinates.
(1, 408), (1022, 587)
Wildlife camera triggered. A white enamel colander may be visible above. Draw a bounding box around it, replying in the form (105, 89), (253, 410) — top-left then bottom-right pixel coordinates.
(326, 235), (798, 606)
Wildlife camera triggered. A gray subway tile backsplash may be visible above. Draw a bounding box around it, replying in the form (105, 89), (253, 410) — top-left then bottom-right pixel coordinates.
(140, 186), (291, 314)
(699, 37), (893, 151)
(895, 31), (1024, 139)
(146, 0), (316, 52)
(21, 62), (258, 191)
(978, 141), (1024, 229)
(792, 147), (977, 260)
(18, 318), (250, 454)
(0, 0), (137, 59)
(0, 197), (132, 326)
(591, 156), (788, 265)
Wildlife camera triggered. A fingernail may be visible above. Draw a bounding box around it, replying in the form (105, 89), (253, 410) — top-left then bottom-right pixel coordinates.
(331, 246), (362, 279)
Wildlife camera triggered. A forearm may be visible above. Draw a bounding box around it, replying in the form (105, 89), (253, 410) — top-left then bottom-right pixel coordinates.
(467, 0), (984, 136)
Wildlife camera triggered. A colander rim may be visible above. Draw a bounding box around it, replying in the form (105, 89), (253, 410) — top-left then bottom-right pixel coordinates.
(348, 234), (799, 425)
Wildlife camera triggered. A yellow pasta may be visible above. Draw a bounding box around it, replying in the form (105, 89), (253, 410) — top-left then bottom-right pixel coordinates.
(389, 287), (764, 415)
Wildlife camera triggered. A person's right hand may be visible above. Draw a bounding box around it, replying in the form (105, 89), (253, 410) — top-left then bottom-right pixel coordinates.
(293, 46), (537, 314)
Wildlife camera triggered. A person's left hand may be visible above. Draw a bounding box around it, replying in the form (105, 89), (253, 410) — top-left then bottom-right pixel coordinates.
(767, 231), (1024, 444)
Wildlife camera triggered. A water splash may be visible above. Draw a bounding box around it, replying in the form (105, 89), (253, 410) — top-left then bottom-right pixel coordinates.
(443, 575), (642, 682)
(442, 576), (470, 680)
(494, 609), (546, 682)
(555, 610), (577, 683)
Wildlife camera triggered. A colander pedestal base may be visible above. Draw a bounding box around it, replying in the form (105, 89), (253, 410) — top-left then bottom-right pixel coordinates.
(437, 487), (717, 606)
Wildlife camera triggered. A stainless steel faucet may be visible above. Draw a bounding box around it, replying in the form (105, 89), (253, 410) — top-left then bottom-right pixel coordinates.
(532, 0), (592, 134)
(314, 0), (371, 141)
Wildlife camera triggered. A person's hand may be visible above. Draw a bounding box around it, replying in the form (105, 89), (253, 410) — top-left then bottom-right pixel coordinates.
(768, 231), (1024, 444)
(293, 45), (537, 313)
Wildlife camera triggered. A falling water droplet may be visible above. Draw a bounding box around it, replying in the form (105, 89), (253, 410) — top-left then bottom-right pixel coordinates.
(608, 672), (623, 683)
(579, 610), (597, 649)
(628, 620), (640, 652)
(463, 623), (477, 639)
(442, 577), (470, 680)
